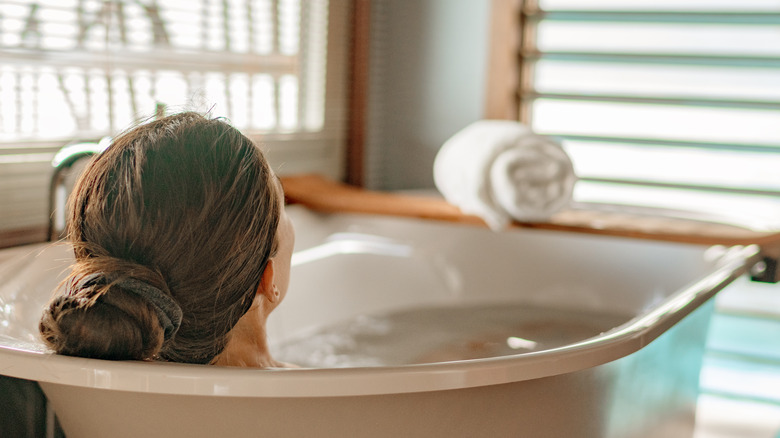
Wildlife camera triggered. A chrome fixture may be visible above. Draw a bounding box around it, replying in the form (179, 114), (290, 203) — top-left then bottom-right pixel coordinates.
(48, 138), (111, 241)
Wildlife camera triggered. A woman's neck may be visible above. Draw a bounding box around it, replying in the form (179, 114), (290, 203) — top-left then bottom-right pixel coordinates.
(212, 304), (284, 368)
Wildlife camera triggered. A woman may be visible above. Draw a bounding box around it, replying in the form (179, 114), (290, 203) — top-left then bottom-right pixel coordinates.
(39, 112), (295, 367)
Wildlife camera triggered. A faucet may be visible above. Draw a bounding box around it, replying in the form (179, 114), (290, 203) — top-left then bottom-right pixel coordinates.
(48, 138), (111, 241)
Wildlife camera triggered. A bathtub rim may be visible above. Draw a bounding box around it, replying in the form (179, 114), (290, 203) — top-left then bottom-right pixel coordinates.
(0, 243), (759, 398)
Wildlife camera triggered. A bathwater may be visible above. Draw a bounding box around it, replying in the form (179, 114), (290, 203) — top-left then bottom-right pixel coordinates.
(273, 303), (631, 368)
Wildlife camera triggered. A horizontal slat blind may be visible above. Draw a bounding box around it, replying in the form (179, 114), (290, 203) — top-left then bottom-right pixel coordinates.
(522, 1), (780, 226)
(0, 0), (348, 243)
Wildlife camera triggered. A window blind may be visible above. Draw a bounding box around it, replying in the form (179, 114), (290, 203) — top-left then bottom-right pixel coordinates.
(521, 0), (780, 229)
(0, 0), (349, 242)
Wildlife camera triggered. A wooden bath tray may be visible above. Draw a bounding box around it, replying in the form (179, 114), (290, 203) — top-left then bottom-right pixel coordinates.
(281, 174), (780, 249)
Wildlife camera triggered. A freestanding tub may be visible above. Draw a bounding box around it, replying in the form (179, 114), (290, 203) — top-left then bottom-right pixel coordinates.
(0, 204), (763, 438)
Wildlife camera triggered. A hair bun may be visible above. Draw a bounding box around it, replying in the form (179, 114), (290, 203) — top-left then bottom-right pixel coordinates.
(39, 257), (176, 360)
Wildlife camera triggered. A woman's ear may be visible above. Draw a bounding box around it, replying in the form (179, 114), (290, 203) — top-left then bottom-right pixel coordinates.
(256, 259), (278, 303)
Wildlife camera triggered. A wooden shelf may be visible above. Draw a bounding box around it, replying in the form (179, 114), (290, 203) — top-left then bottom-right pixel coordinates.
(281, 174), (780, 249)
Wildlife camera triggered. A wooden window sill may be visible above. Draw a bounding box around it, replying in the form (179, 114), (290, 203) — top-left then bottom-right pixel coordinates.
(281, 174), (780, 249)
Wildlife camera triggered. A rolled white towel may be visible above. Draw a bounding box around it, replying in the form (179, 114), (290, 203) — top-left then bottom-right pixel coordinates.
(433, 120), (577, 230)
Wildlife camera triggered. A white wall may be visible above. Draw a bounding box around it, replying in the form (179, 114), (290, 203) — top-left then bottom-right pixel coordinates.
(365, 0), (492, 190)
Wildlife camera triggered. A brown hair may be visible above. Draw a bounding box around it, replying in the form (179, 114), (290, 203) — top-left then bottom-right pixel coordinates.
(39, 112), (281, 363)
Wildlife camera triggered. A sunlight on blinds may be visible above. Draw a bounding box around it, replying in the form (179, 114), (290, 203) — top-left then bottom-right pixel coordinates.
(0, 0), (327, 141)
(537, 22), (780, 56)
(533, 100), (780, 147)
(525, 1), (780, 202)
(538, 0), (780, 11)
(535, 62), (780, 101)
(524, 0), (780, 228)
(0, 0), (346, 241)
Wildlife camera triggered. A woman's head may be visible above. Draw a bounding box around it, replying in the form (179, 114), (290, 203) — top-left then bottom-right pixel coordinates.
(39, 112), (285, 364)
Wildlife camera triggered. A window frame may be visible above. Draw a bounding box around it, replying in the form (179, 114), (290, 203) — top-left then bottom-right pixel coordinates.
(0, 0), (355, 248)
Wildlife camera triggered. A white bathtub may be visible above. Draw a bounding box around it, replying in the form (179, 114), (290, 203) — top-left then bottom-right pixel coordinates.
(0, 205), (761, 438)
